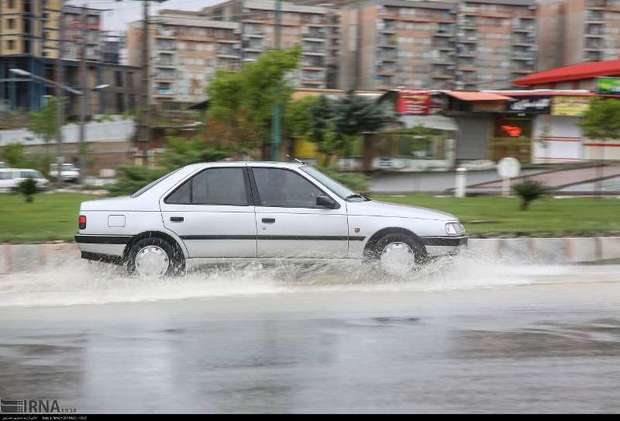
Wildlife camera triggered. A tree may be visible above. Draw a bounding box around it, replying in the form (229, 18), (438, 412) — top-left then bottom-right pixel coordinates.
(332, 91), (395, 139)
(285, 95), (318, 140)
(15, 177), (38, 202)
(512, 180), (546, 211)
(579, 98), (620, 194)
(1, 143), (26, 167)
(157, 136), (229, 171)
(580, 98), (620, 140)
(206, 47), (301, 157)
(28, 96), (60, 155)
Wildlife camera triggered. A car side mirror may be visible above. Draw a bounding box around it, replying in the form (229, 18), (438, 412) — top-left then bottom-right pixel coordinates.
(316, 195), (338, 209)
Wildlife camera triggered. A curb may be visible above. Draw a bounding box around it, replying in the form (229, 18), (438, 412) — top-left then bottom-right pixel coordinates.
(1, 237), (620, 274)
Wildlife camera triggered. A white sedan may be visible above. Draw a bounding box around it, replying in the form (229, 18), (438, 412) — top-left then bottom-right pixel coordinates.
(75, 162), (467, 276)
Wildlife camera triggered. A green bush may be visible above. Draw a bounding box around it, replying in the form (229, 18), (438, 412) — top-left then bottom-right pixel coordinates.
(107, 137), (231, 196)
(1, 143), (26, 167)
(318, 166), (369, 193)
(512, 180), (547, 211)
(106, 165), (166, 197)
(15, 177), (38, 202)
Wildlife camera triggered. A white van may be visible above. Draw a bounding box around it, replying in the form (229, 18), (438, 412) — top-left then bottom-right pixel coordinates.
(0, 168), (49, 192)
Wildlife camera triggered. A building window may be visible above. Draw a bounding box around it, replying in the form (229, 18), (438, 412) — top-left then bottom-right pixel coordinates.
(7, 39), (16, 50)
(7, 18), (15, 29)
(114, 70), (123, 87)
(7, 0), (15, 9)
(116, 93), (125, 113)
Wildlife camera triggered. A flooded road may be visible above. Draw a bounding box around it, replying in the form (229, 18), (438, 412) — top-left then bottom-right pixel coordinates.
(1, 257), (620, 413)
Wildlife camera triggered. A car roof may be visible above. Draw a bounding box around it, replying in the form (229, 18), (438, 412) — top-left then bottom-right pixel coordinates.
(0, 168), (40, 172)
(183, 161), (305, 171)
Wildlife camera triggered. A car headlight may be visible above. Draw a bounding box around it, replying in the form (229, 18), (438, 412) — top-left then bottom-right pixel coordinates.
(445, 222), (465, 236)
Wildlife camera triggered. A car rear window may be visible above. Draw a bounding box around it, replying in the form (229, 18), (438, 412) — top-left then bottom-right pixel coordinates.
(166, 167), (248, 206)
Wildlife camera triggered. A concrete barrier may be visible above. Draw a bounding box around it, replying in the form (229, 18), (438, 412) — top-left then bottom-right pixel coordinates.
(1, 237), (619, 274)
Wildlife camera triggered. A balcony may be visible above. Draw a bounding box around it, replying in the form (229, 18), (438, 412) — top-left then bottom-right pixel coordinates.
(154, 86), (175, 96)
(587, 0), (608, 8)
(378, 36), (398, 48)
(155, 28), (176, 38)
(155, 41), (175, 51)
(376, 65), (396, 75)
(302, 44), (326, 55)
(154, 70), (175, 80)
(379, 20), (397, 33)
(377, 52), (398, 62)
(155, 56), (175, 67)
(303, 30), (326, 40)
(432, 72), (453, 80)
(586, 11), (605, 22)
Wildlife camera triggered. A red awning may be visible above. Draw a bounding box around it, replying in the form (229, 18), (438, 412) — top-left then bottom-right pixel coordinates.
(443, 91), (513, 101)
(513, 59), (620, 86)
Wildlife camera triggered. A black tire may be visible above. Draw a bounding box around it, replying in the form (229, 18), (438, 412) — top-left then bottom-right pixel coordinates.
(126, 237), (185, 276)
(367, 232), (428, 269)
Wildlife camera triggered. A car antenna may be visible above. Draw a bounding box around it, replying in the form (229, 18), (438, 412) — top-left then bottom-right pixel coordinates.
(285, 154), (305, 165)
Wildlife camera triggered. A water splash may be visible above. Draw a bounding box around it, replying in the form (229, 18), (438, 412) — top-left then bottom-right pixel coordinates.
(0, 253), (616, 308)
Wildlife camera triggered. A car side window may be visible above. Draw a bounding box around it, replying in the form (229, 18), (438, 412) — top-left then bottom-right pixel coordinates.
(166, 167), (248, 206)
(252, 168), (323, 208)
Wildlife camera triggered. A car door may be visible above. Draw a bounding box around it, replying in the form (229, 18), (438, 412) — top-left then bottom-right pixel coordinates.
(250, 167), (349, 259)
(0, 170), (13, 191)
(160, 166), (257, 259)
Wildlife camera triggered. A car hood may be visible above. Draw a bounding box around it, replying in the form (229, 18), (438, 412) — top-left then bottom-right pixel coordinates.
(347, 200), (458, 221)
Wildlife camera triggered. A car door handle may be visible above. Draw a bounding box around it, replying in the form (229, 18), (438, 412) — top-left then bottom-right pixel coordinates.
(170, 217), (184, 223)
(262, 218), (276, 224)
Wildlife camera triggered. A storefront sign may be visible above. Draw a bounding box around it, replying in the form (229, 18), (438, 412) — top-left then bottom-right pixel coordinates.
(507, 96), (551, 114)
(596, 77), (620, 95)
(552, 96), (591, 116)
(396, 90), (433, 115)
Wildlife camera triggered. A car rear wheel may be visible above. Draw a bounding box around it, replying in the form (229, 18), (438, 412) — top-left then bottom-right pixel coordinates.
(126, 237), (185, 277)
(370, 232), (428, 276)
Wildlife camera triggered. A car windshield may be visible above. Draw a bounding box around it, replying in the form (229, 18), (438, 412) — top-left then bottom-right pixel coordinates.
(301, 166), (369, 201)
(131, 168), (182, 198)
(21, 170), (43, 179)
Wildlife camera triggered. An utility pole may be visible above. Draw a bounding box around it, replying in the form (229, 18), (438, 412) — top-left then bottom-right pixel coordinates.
(78, 5), (88, 183)
(140, 0), (152, 165)
(270, 0), (282, 161)
(54, 0), (65, 184)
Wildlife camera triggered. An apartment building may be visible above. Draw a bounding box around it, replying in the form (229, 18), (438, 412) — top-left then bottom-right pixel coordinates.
(456, 0), (537, 89)
(127, 9), (241, 108)
(203, 0), (332, 89)
(0, 1), (136, 112)
(340, 0), (537, 91)
(61, 5), (103, 62)
(538, 0), (620, 71)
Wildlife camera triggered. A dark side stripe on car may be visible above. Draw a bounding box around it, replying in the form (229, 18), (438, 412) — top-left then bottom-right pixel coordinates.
(75, 234), (467, 246)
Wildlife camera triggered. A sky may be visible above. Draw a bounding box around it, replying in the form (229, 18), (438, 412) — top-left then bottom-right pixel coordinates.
(67, 0), (221, 33)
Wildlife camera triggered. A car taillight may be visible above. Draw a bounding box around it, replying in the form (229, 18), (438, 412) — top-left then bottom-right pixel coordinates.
(79, 215), (87, 230)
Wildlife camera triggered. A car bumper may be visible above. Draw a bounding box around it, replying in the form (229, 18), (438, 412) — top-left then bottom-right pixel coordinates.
(75, 235), (130, 258)
(422, 236), (468, 257)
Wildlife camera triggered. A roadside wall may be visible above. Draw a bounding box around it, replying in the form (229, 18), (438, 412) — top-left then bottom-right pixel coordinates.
(1, 237), (620, 274)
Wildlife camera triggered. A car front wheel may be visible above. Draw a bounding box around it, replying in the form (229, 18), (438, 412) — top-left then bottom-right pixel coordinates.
(126, 237), (185, 277)
(370, 232), (428, 276)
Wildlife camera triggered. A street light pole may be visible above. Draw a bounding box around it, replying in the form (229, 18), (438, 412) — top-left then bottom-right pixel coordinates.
(271, 0), (282, 161)
(79, 5), (89, 184)
(55, 0), (66, 184)
(141, 0), (152, 165)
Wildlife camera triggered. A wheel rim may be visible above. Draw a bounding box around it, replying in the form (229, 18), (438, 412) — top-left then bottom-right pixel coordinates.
(134, 245), (170, 277)
(380, 242), (416, 275)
